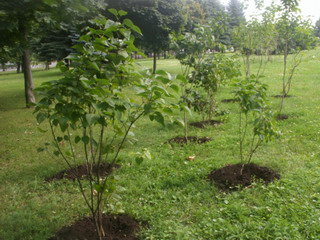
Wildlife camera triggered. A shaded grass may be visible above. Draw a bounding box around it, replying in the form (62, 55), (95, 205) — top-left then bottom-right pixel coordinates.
(1, 51), (320, 239)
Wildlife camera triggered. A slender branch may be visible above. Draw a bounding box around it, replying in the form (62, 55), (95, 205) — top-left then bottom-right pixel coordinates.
(49, 120), (93, 214)
(247, 139), (263, 163)
(96, 110), (145, 210)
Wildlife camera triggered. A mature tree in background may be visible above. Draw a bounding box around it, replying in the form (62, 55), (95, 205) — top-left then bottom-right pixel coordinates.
(0, 45), (22, 72)
(106, 0), (184, 73)
(202, 0), (225, 18)
(0, 0), (106, 107)
(314, 18), (320, 38)
(182, 0), (207, 32)
(0, 1), (52, 107)
(227, 0), (246, 28)
(33, 27), (77, 70)
(0, 47), (10, 72)
(227, 0), (246, 50)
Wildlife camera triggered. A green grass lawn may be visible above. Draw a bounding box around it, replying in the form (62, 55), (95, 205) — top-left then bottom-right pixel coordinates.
(1, 51), (320, 239)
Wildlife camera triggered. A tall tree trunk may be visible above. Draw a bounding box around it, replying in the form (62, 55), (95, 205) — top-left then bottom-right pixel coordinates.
(22, 49), (36, 108)
(1, 63), (6, 72)
(152, 50), (157, 74)
(21, 57), (25, 73)
(45, 61), (50, 70)
(16, 62), (21, 73)
(20, 21), (36, 108)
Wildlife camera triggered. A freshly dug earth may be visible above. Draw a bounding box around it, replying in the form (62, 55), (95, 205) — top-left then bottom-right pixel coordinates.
(221, 98), (239, 103)
(49, 214), (140, 240)
(46, 163), (120, 181)
(276, 114), (289, 121)
(168, 136), (211, 145)
(190, 120), (223, 129)
(208, 163), (280, 191)
(273, 94), (293, 98)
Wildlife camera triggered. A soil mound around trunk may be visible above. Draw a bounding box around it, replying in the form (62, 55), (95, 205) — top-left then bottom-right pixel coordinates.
(190, 120), (223, 129)
(46, 163), (120, 182)
(208, 163), (280, 191)
(276, 114), (289, 121)
(221, 98), (239, 103)
(49, 214), (140, 240)
(273, 94), (294, 98)
(168, 136), (211, 145)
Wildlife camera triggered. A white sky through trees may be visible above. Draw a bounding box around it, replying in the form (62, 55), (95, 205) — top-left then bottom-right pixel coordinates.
(221, 0), (320, 24)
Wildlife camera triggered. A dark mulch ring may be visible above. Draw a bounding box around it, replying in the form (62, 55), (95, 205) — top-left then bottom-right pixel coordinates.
(273, 94), (294, 98)
(45, 163), (120, 182)
(168, 136), (212, 145)
(276, 114), (289, 121)
(190, 120), (223, 129)
(49, 214), (140, 240)
(208, 163), (280, 192)
(221, 98), (240, 103)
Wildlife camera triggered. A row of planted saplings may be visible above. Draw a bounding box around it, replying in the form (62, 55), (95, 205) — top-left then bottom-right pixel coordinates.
(35, 10), (281, 240)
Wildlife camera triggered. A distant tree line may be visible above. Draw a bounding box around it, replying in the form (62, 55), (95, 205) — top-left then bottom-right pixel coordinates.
(0, 0), (318, 107)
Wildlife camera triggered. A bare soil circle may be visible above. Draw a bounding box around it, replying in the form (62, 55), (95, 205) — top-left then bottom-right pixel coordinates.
(190, 120), (223, 129)
(168, 136), (211, 145)
(45, 163), (120, 182)
(49, 214), (140, 240)
(208, 163), (280, 191)
(273, 94), (294, 98)
(276, 114), (289, 121)
(221, 98), (239, 103)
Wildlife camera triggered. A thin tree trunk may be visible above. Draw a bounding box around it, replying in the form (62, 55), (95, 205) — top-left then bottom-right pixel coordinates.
(22, 49), (36, 108)
(16, 62), (21, 73)
(1, 63), (6, 72)
(279, 41), (288, 114)
(152, 51), (157, 74)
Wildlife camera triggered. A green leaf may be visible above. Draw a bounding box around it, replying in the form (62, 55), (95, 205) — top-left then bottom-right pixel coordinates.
(176, 74), (187, 83)
(144, 103), (152, 114)
(108, 8), (118, 16)
(36, 112), (47, 124)
(182, 105), (192, 116)
(53, 151), (60, 156)
(37, 127), (47, 133)
(86, 114), (100, 125)
(118, 10), (127, 17)
(135, 156), (143, 165)
(88, 62), (100, 72)
(175, 118), (185, 127)
(155, 70), (167, 76)
(118, 50), (129, 58)
(163, 107), (173, 114)
(170, 84), (179, 93)
(123, 19), (142, 35)
(154, 112), (165, 126)
(156, 76), (170, 84)
(82, 136), (90, 144)
(75, 136), (81, 144)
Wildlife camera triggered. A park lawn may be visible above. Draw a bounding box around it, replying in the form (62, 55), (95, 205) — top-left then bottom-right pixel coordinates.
(1, 50), (320, 239)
